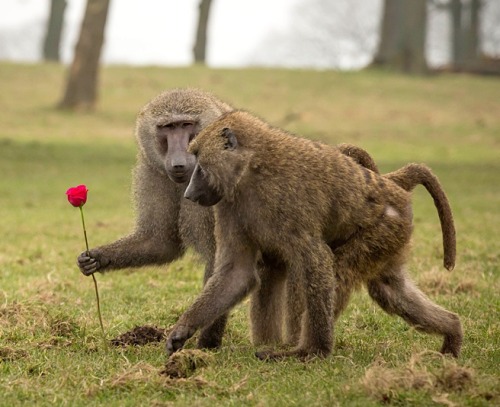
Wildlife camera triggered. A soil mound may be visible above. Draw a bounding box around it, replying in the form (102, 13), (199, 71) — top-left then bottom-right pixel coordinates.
(111, 325), (167, 347)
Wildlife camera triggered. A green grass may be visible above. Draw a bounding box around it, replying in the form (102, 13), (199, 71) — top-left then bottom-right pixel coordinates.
(0, 62), (499, 406)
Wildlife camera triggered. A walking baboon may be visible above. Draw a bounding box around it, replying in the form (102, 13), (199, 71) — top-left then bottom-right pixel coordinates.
(166, 110), (462, 360)
(274, 160), (457, 346)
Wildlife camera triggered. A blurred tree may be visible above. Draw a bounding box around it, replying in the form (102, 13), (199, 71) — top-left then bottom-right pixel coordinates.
(451, 0), (481, 69)
(43, 0), (67, 62)
(58, 0), (110, 111)
(193, 0), (213, 64)
(372, 0), (428, 74)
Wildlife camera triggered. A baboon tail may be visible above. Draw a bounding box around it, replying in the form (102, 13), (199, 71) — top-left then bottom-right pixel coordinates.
(387, 163), (456, 271)
(337, 143), (380, 173)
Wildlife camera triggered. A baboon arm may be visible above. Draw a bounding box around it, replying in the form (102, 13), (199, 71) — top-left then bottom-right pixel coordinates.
(166, 234), (258, 355)
(77, 162), (184, 274)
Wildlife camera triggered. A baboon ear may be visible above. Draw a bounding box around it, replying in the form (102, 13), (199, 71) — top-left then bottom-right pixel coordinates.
(221, 127), (238, 150)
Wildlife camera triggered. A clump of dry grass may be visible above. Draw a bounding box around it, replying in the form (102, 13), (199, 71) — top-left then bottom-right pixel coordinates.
(418, 267), (478, 297)
(361, 352), (474, 403)
(83, 360), (220, 399)
(0, 298), (79, 351)
(0, 346), (28, 362)
(160, 349), (215, 379)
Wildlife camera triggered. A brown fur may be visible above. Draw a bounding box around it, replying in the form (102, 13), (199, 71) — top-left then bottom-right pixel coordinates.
(251, 148), (457, 348)
(166, 110), (462, 360)
(278, 161), (457, 347)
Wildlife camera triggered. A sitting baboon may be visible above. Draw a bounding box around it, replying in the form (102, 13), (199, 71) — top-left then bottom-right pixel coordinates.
(166, 110), (462, 360)
(76, 88), (234, 349)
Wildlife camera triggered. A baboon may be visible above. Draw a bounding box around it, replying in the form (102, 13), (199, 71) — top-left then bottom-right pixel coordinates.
(274, 158), (457, 346)
(74, 87), (393, 350)
(76, 88), (234, 349)
(166, 110), (462, 360)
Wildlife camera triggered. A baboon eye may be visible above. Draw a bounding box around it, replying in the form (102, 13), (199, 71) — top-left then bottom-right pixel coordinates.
(157, 123), (174, 129)
(182, 122), (194, 128)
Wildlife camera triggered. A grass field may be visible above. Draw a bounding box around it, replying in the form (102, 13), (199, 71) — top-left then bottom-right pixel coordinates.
(0, 62), (499, 406)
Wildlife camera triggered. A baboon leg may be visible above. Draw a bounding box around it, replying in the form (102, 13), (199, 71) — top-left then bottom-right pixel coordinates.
(333, 278), (354, 321)
(197, 314), (228, 350)
(250, 257), (287, 345)
(256, 242), (335, 360)
(197, 257), (229, 349)
(367, 264), (463, 357)
(167, 244), (259, 355)
(284, 274), (306, 346)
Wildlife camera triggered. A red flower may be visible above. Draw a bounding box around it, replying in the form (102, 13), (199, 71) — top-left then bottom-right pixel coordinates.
(66, 184), (88, 207)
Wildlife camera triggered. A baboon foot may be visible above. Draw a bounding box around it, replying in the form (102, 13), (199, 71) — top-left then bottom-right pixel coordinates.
(440, 315), (463, 358)
(166, 324), (195, 356)
(440, 332), (463, 358)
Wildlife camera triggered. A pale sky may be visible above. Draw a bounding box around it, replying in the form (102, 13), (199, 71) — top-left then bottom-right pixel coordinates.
(0, 0), (303, 67)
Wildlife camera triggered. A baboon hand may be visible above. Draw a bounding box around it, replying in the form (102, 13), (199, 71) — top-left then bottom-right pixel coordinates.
(77, 250), (108, 275)
(166, 324), (195, 356)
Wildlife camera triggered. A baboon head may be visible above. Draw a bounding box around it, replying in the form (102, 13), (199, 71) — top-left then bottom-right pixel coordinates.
(185, 112), (257, 205)
(136, 88), (233, 183)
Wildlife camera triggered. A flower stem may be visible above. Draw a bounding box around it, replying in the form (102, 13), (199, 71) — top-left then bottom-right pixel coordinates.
(91, 274), (108, 350)
(79, 205), (90, 252)
(79, 206), (107, 350)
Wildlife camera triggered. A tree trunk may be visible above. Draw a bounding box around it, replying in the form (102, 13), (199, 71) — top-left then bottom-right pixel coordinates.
(463, 0), (481, 64)
(372, 0), (428, 75)
(451, 0), (464, 68)
(193, 0), (213, 64)
(451, 0), (482, 70)
(43, 0), (67, 62)
(403, 0), (428, 74)
(372, 0), (404, 65)
(58, 0), (111, 111)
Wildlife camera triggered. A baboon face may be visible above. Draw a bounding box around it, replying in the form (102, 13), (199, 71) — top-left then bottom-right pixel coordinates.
(136, 88), (233, 184)
(156, 120), (199, 183)
(187, 125), (250, 201)
(184, 162), (222, 206)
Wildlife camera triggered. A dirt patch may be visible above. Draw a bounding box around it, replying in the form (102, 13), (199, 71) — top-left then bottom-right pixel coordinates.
(110, 325), (168, 347)
(0, 346), (28, 362)
(160, 349), (214, 378)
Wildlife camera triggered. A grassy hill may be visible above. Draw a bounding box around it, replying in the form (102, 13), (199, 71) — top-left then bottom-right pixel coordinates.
(0, 62), (498, 406)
